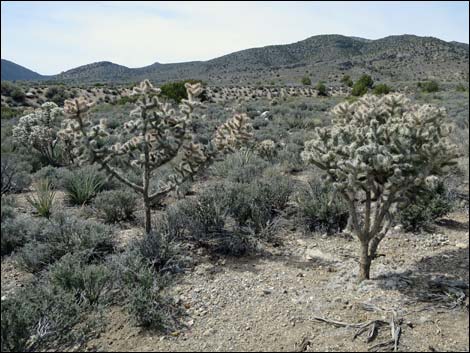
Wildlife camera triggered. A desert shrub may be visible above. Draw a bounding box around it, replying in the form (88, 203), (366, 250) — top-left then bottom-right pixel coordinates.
(341, 75), (353, 87)
(316, 81), (327, 96)
(159, 79), (206, 103)
(45, 86), (69, 105)
(49, 252), (111, 305)
(16, 212), (114, 272)
(455, 83), (468, 92)
(168, 187), (228, 243)
(276, 143), (305, 173)
(373, 83), (391, 95)
(228, 175), (293, 234)
(1, 106), (24, 120)
(418, 80), (439, 93)
(26, 179), (56, 218)
(111, 250), (168, 328)
(295, 178), (349, 234)
(397, 181), (456, 231)
(115, 95), (139, 105)
(10, 87), (26, 102)
(93, 189), (138, 223)
(351, 74), (374, 96)
(63, 166), (107, 205)
(210, 149), (269, 183)
(1, 211), (38, 256)
(1, 280), (95, 352)
(1, 81), (18, 96)
(301, 76), (311, 86)
(134, 225), (182, 273)
(167, 184), (253, 255)
(1, 155), (32, 195)
(33, 165), (68, 187)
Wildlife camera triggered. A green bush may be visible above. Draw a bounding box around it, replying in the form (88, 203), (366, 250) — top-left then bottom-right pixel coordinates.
(295, 178), (349, 234)
(1, 155), (32, 195)
(115, 95), (138, 105)
(1, 280), (93, 352)
(357, 74), (374, 88)
(455, 83), (468, 92)
(111, 250), (167, 328)
(159, 79), (206, 103)
(351, 75), (374, 97)
(373, 83), (391, 95)
(167, 184), (253, 255)
(418, 80), (439, 93)
(93, 189), (138, 223)
(397, 181), (455, 231)
(10, 87), (25, 102)
(228, 175), (293, 234)
(63, 167), (107, 205)
(49, 253), (111, 305)
(1, 106), (24, 120)
(341, 75), (353, 87)
(315, 81), (327, 96)
(1, 211), (37, 256)
(33, 166), (67, 188)
(136, 227), (181, 273)
(16, 212), (115, 272)
(1, 81), (18, 96)
(210, 149), (269, 183)
(45, 86), (69, 105)
(301, 76), (311, 86)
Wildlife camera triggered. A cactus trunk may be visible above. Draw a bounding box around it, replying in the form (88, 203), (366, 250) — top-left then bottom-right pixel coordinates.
(359, 240), (371, 281)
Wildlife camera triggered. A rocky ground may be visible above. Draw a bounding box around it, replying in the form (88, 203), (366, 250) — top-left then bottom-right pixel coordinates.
(2, 187), (468, 352)
(79, 212), (468, 352)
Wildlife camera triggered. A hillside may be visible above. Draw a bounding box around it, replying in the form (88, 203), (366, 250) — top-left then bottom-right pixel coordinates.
(2, 34), (469, 85)
(0, 59), (46, 81)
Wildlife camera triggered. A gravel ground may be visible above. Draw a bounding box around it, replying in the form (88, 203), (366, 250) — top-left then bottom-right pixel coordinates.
(81, 212), (469, 352)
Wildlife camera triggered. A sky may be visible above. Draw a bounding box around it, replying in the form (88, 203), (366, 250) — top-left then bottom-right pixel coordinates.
(1, 1), (469, 75)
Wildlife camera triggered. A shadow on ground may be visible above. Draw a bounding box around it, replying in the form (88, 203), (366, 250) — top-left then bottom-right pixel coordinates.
(376, 246), (469, 309)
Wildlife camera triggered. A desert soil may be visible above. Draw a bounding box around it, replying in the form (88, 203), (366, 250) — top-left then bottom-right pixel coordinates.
(2, 195), (468, 352)
(81, 212), (469, 352)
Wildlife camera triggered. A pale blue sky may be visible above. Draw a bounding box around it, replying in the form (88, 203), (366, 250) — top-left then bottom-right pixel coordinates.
(1, 1), (469, 75)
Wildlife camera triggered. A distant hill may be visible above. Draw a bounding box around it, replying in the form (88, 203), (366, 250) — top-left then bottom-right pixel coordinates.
(2, 34), (469, 85)
(1, 59), (46, 81)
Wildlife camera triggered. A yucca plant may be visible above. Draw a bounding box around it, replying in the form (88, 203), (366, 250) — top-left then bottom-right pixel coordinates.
(64, 172), (106, 205)
(26, 179), (56, 218)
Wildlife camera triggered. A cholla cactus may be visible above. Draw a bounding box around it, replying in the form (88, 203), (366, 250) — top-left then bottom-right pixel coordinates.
(256, 139), (277, 160)
(59, 79), (252, 233)
(12, 102), (68, 166)
(302, 94), (460, 281)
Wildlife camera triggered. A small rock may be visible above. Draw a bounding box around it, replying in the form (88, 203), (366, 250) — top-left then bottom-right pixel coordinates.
(455, 243), (467, 249)
(203, 328), (217, 336)
(394, 224), (403, 232)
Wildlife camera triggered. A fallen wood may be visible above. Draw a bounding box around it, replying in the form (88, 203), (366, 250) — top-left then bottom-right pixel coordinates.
(312, 311), (403, 351)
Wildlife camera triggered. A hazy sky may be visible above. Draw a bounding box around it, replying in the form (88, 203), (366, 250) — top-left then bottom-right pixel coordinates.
(2, 1), (469, 75)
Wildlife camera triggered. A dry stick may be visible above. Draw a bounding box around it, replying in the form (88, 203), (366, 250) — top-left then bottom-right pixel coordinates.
(313, 312), (403, 351)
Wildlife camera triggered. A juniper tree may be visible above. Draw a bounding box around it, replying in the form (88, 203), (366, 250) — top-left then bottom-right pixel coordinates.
(301, 94), (460, 281)
(59, 80), (252, 233)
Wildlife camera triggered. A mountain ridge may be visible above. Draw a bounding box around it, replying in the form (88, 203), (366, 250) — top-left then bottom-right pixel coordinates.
(2, 34), (468, 84)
